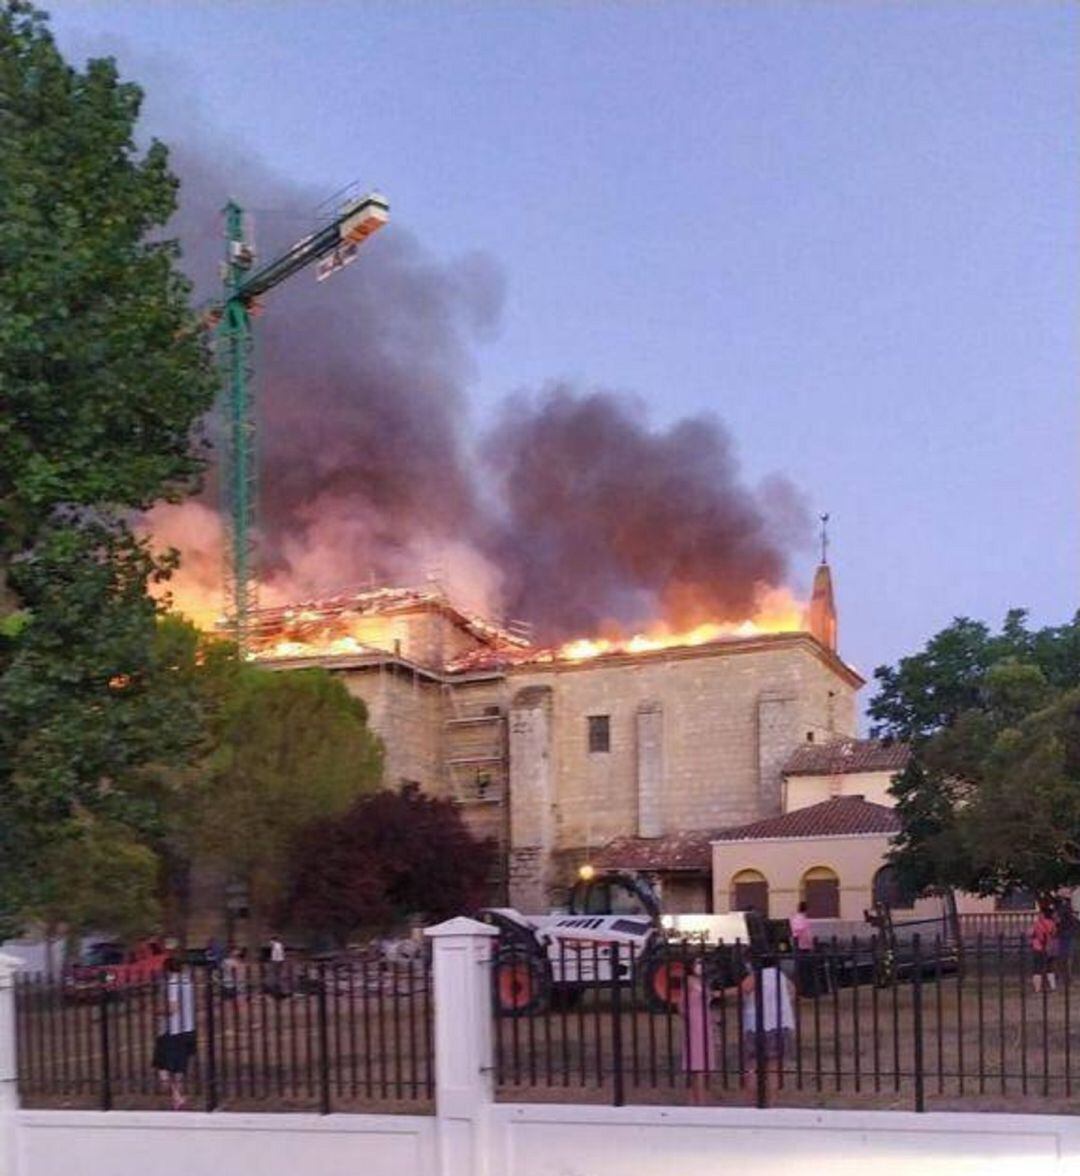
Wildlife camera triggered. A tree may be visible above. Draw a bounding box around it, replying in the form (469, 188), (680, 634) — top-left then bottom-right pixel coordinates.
(121, 616), (245, 939)
(873, 612), (1080, 900)
(0, 2), (217, 933)
(201, 669), (383, 943)
(281, 784), (496, 947)
(869, 610), (1080, 742)
(29, 812), (161, 974)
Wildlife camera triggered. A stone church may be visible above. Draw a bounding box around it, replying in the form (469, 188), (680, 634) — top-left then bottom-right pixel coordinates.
(254, 557), (875, 915)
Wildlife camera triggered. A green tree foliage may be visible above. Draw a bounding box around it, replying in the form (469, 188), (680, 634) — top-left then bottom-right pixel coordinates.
(872, 611), (1080, 900)
(123, 616), (244, 937)
(30, 811), (161, 963)
(281, 784), (495, 947)
(203, 669), (383, 940)
(0, 2), (217, 932)
(870, 609), (1080, 742)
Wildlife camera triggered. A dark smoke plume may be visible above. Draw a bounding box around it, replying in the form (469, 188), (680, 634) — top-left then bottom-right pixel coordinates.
(483, 388), (807, 637)
(151, 137), (808, 638)
(152, 139), (506, 614)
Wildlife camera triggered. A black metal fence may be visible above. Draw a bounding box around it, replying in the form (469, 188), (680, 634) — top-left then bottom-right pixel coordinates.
(492, 934), (1080, 1113)
(15, 957), (434, 1113)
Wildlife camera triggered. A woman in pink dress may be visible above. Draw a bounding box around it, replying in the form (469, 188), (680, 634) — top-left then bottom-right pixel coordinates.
(676, 958), (715, 1105)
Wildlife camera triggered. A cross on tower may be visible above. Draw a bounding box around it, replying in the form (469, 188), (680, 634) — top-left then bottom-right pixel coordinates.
(819, 513), (830, 565)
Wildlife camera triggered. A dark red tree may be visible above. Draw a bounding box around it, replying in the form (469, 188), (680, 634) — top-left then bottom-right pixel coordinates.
(281, 784), (495, 944)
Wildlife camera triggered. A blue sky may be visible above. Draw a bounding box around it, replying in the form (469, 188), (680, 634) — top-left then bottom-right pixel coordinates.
(46, 2), (1079, 703)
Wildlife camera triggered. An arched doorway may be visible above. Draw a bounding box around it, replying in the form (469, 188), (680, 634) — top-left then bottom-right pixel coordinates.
(801, 865), (840, 919)
(730, 868), (769, 917)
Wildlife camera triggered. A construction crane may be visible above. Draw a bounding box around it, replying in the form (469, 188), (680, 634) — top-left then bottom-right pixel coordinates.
(217, 187), (389, 651)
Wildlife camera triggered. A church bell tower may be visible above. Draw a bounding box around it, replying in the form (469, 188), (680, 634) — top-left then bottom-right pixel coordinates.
(808, 514), (838, 652)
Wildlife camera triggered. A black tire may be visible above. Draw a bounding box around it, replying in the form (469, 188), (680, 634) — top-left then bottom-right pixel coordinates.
(492, 946), (549, 1017)
(640, 950), (687, 1014)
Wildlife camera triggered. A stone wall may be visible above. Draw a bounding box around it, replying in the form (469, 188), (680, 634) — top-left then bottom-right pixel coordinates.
(509, 637), (859, 859)
(340, 666), (445, 794)
(331, 637), (861, 913)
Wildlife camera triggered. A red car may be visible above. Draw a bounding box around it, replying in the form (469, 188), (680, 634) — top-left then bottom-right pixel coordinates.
(63, 940), (170, 1002)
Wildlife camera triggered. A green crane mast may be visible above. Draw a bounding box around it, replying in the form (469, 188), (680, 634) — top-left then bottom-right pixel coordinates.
(217, 188), (389, 651)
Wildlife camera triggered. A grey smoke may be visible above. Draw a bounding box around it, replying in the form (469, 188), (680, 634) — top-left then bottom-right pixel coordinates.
(162, 142), (809, 639)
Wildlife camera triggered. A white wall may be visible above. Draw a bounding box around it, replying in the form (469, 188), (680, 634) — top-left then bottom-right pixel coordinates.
(16, 1111), (436, 1176)
(489, 1103), (1080, 1175)
(16, 1103), (1080, 1176)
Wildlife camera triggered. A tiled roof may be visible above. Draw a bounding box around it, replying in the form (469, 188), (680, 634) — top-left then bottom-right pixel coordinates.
(783, 738), (910, 778)
(711, 796), (901, 843)
(592, 830), (715, 873)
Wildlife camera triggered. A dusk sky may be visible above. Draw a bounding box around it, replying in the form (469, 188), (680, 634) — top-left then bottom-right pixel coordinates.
(46, 2), (1078, 713)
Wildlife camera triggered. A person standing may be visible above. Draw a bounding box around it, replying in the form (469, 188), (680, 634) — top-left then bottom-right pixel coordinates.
(739, 954), (796, 1100)
(790, 901), (813, 951)
(152, 956), (196, 1110)
(221, 946), (245, 998)
(674, 957), (716, 1106)
(1031, 900), (1058, 993)
(267, 933), (287, 997)
(790, 901), (817, 997)
(1057, 896), (1078, 979)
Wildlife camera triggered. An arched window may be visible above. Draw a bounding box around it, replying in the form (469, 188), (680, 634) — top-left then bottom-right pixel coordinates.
(801, 866), (840, 919)
(872, 865), (914, 911)
(730, 869), (769, 917)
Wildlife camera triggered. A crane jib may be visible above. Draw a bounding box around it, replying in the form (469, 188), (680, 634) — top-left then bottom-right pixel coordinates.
(236, 196), (389, 302)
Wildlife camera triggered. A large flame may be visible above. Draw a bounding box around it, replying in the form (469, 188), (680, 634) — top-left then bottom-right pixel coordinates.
(144, 502), (808, 670)
(549, 585), (805, 664)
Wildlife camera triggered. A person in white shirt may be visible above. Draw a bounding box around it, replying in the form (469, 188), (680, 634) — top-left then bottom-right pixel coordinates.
(152, 956), (197, 1110)
(738, 956), (796, 1098)
(266, 935), (287, 997)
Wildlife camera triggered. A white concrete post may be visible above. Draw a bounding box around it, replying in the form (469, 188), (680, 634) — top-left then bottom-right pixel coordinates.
(424, 917), (498, 1176)
(0, 953), (23, 1176)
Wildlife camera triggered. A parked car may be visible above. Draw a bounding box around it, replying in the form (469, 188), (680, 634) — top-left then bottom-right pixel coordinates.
(62, 939), (170, 1002)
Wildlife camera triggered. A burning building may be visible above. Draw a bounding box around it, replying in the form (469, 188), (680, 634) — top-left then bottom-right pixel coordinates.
(250, 556), (861, 913)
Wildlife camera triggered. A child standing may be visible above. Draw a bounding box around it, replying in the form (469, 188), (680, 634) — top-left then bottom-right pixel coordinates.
(675, 957), (715, 1106)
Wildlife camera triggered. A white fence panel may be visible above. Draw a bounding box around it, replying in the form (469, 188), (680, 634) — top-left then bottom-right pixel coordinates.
(16, 1110), (436, 1176)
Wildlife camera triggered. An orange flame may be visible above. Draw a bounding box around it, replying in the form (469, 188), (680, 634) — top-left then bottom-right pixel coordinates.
(551, 585), (806, 663)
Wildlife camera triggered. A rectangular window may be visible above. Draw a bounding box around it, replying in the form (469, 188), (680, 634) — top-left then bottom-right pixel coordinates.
(587, 714), (611, 754)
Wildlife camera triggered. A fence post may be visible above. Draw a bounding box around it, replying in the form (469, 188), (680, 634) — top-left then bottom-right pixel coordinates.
(204, 964), (218, 1113)
(912, 934), (925, 1113)
(610, 943), (625, 1107)
(99, 983), (112, 1112)
(317, 964), (331, 1115)
(753, 952), (767, 1109)
(0, 953), (23, 1176)
(425, 916), (499, 1176)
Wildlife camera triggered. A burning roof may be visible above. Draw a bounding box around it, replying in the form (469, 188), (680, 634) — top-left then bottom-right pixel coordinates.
(243, 579), (861, 683)
(245, 584), (531, 665)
